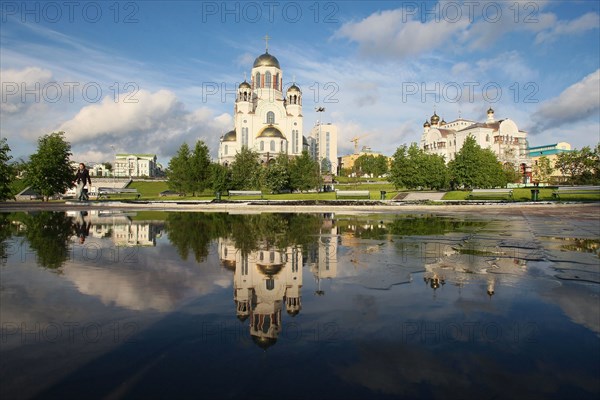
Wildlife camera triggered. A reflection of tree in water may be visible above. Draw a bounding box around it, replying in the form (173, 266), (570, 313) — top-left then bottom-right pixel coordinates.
(387, 215), (486, 236)
(0, 213), (19, 266)
(165, 213), (229, 262)
(560, 238), (600, 257)
(335, 215), (486, 240)
(166, 213), (324, 262)
(12, 212), (74, 269)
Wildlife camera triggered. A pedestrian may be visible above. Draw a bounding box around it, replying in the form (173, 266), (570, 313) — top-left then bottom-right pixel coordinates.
(74, 163), (92, 201)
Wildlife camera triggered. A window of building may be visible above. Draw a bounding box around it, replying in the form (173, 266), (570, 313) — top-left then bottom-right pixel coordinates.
(260, 141), (264, 151)
(265, 71), (271, 88)
(266, 111), (275, 124)
(255, 72), (260, 88)
(266, 279), (275, 291)
(270, 140), (275, 152)
(224, 145), (228, 155)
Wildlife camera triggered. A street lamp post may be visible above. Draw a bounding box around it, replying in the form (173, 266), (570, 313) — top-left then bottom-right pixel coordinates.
(315, 106), (325, 168)
(110, 145), (116, 187)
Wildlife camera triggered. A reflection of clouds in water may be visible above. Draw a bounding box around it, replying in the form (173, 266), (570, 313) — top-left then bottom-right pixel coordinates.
(543, 283), (600, 335)
(63, 255), (231, 312)
(335, 341), (598, 399)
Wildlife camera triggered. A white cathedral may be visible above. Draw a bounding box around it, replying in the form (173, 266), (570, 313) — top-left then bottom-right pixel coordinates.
(218, 43), (307, 166)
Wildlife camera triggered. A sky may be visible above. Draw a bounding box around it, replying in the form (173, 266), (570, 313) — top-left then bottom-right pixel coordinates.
(1, 0), (599, 165)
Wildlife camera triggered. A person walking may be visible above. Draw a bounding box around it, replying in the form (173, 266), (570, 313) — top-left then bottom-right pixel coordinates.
(74, 163), (92, 201)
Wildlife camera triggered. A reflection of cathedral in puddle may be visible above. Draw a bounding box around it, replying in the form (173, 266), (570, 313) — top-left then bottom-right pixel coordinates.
(422, 243), (527, 298)
(219, 239), (302, 349)
(218, 221), (338, 349)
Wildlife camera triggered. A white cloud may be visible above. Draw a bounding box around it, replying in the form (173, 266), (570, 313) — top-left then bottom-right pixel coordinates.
(535, 12), (600, 44)
(531, 69), (600, 133)
(335, 9), (468, 60)
(0, 67), (53, 114)
(58, 89), (232, 162)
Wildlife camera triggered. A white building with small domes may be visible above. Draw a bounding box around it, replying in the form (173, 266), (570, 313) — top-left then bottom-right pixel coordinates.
(420, 108), (529, 169)
(218, 46), (308, 165)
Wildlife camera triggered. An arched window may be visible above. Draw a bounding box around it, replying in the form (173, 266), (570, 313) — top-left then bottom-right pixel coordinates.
(266, 111), (275, 124)
(270, 140), (275, 152)
(266, 278), (275, 291)
(255, 72), (260, 88)
(265, 71), (272, 88)
(260, 141), (264, 151)
(281, 140), (284, 151)
(224, 145), (228, 155)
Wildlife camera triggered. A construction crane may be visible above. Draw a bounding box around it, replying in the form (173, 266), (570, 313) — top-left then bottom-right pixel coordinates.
(350, 133), (371, 154)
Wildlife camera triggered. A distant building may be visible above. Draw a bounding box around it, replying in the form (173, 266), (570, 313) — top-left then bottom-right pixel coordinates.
(339, 147), (390, 177)
(420, 108), (529, 168)
(307, 122), (338, 174)
(528, 142), (574, 182)
(114, 154), (158, 177)
(89, 163), (112, 177)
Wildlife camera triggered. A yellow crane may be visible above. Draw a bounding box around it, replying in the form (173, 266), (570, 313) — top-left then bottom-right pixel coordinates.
(350, 133), (371, 154)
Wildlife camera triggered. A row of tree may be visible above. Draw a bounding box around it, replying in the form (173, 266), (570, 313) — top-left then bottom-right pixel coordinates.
(2, 133), (600, 201)
(389, 136), (521, 189)
(167, 144), (322, 195)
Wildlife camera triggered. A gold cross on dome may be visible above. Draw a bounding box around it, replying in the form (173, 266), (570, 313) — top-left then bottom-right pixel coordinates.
(264, 34), (271, 52)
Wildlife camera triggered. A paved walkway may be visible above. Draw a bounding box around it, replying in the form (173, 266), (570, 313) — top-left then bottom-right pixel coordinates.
(397, 191), (446, 201)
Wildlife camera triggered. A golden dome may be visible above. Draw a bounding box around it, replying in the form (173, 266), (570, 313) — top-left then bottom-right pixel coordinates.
(287, 84), (301, 92)
(440, 118), (446, 126)
(423, 120), (431, 127)
(252, 335), (277, 350)
(257, 263), (284, 276)
(487, 107), (494, 114)
(253, 52), (280, 68)
(222, 129), (236, 142)
(239, 81), (251, 89)
(430, 112), (440, 124)
(257, 126), (284, 139)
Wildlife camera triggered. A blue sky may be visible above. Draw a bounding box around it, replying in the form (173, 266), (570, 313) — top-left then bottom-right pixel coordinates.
(1, 0), (599, 164)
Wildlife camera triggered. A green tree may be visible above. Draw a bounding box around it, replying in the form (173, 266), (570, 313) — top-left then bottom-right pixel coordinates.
(189, 140), (211, 196)
(554, 147), (598, 185)
(24, 132), (74, 201)
(320, 157), (332, 174)
(389, 143), (447, 189)
(532, 156), (554, 184)
(448, 136), (506, 189)
(265, 154), (291, 193)
(290, 151), (321, 192)
(503, 162), (522, 184)
(0, 138), (14, 201)
(210, 163), (231, 194)
(373, 155), (389, 177)
(167, 143), (192, 194)
(230, 147), (262, 190)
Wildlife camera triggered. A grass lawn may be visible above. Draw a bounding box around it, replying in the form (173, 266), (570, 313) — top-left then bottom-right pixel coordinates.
(443, 188), (600, 201)
(118, 181), (599, 202)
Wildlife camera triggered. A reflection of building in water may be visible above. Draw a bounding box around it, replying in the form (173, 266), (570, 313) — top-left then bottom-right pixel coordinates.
(422, 244), (527, 297)
(307, 224), (339, 295)
(219, 238), (303, 349)
(67, 210), (164, 246)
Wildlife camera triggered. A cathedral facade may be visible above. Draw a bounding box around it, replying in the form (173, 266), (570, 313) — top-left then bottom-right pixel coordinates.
(218, 47), (307, 165)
